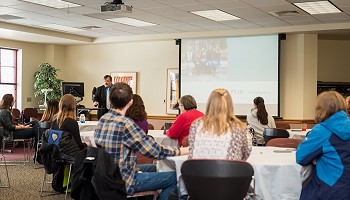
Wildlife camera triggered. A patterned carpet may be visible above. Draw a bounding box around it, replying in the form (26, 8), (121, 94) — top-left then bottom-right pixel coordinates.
(0, 161), (70, 200)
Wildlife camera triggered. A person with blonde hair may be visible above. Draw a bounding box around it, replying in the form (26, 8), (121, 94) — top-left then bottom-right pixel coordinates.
(51, 94), (90, 157)
(188, 88), (250, 160)
(40, 99), (59, 122)
(296, 91), (350, 200)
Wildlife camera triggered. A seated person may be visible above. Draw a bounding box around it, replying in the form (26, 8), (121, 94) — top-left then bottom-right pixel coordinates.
(125, 94), (149, 134)
(0, 94), (39, 152)
(246, 96), (276, 145)
(94, 82), (189, 200)
(188, 88), (250, 160)
(51, 94), (90, 157)
(296, 91), (350, 200)
(40, 99), (59, 122)
(166, 95), (204, 146)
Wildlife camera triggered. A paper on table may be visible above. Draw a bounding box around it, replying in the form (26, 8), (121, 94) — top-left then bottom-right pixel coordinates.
(81, 136), (96, 147)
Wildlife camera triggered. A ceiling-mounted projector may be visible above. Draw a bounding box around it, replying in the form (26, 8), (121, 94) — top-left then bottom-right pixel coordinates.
(101, 1), (132, 13)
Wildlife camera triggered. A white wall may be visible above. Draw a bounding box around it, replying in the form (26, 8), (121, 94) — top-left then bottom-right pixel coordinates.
(63, 40), (179, 115)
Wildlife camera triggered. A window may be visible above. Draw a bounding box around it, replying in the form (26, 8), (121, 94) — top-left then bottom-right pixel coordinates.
(0, 48), (17, 107)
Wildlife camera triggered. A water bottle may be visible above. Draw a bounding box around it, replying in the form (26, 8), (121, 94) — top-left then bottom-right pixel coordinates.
(79, 114), (85, 123)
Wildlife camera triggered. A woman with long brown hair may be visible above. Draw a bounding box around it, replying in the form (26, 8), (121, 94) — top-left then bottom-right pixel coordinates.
(246, 96), (276, 145)
(188, 88), (250, 160)
(0, 94), (39, 149)
(125, 94), (149, 133)
(51, 94), (90, 156)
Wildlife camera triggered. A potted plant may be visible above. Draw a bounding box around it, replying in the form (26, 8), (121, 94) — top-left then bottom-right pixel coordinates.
(34, 63), (63, 105)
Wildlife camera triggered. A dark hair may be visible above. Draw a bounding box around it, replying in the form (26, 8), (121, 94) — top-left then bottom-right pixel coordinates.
(104, 75), (112, 81)
(179, 95), (197, 110)
(110, 82), (133, 109)
(125, 94), (147, 121)
(253, 96), (268, 125)
(0, 94), (14, 109)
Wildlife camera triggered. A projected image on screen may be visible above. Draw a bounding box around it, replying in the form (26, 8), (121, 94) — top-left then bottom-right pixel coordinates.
(181, 35), (279, 116)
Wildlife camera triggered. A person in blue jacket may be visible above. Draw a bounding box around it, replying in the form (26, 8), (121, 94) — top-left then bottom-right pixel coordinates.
(296, 91), (350, 200)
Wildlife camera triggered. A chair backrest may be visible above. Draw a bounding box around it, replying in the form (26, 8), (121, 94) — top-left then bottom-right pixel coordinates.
(148, 123), (155, 130)
(263, 128), (290, 144)
(22, 108), (38, 123)
(266, 138), (302, 149)
(162, 122), (173, 134)
(11, 108), (21, 124)
(182, 136), (189, 147)
(181, 159), (254, 200)
(275, 121), (290, 129)
(39, 121), (52, 140)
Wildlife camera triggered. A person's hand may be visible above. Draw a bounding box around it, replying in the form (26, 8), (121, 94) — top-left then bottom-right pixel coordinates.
(312, 159), (316, 165)
(24, 124), (32, 129)
(93, 101), (99, 107)
(180, 147), (189, 155)
(84, 140), (92, 146)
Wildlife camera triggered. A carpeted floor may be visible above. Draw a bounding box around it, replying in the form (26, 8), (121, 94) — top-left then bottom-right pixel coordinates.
(0, 161), (71, 200)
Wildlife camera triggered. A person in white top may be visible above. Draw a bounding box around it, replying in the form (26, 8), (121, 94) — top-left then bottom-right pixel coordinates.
(188, 88), (250, 160)
(246, 96), (276, 145)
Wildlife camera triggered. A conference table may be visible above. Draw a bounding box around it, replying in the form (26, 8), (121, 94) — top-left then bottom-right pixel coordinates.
(287, 129), (311, 140)
(79, 129), (178, 149)
(161, 146), (310, 200)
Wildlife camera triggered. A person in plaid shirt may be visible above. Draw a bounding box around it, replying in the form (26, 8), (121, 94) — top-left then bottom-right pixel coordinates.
(94, 82), (189, 200)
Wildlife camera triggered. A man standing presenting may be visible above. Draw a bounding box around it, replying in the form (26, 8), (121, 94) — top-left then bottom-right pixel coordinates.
(94, 82), (188, 200)
(93, 75), (113, 119)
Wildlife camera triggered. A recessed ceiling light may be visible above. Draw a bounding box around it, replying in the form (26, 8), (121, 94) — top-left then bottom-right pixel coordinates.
(191, 10), (241, 21)
(21, 0), (81, 9)
(39, 24), (83, 32)
(293, 1), (341, 14)
(106, 17), (156, 27)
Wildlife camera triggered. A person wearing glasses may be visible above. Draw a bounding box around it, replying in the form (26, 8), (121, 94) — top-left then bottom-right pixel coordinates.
(93, 75), (113, 119)
(166, 95), (204, 147)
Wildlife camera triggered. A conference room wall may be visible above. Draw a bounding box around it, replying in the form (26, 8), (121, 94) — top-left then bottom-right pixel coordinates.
(318, 39), (350, 82)
(62, 40), (179, 116)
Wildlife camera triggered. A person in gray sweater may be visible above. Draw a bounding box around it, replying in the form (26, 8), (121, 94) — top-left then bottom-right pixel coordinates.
(246, 96), (276, 145)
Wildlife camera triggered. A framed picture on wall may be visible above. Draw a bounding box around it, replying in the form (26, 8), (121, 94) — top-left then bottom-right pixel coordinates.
(166, 68), (179, 115)
(110, 72), (138, 93)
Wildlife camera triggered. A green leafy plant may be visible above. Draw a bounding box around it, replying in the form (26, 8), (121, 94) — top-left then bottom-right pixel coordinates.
(34, 63), (63, 104)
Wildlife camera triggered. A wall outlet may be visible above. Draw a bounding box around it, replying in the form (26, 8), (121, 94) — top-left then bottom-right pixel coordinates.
(27, 97), (31, 102)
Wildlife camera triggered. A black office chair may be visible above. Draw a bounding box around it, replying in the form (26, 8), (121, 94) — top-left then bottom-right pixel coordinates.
(35, 121), (52, 164)
(263, 128), (290, 144)
(181, 159), (254, 200)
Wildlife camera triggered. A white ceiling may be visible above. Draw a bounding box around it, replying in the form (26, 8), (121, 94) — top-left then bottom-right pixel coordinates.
(0, 0), (350, 45)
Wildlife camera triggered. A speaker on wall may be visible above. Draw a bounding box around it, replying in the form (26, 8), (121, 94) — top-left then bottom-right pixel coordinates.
(279, 33), (286, 40)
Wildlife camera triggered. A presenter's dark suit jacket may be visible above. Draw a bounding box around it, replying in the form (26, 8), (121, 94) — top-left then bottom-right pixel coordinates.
(93, 84), (113, 119)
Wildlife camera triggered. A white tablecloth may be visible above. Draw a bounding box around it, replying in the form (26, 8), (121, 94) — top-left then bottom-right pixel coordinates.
(287, 129), (311, 140)
(78, 121), (99, 132)
(148, 130), (179, 171)
(161, 146), (307, 200)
